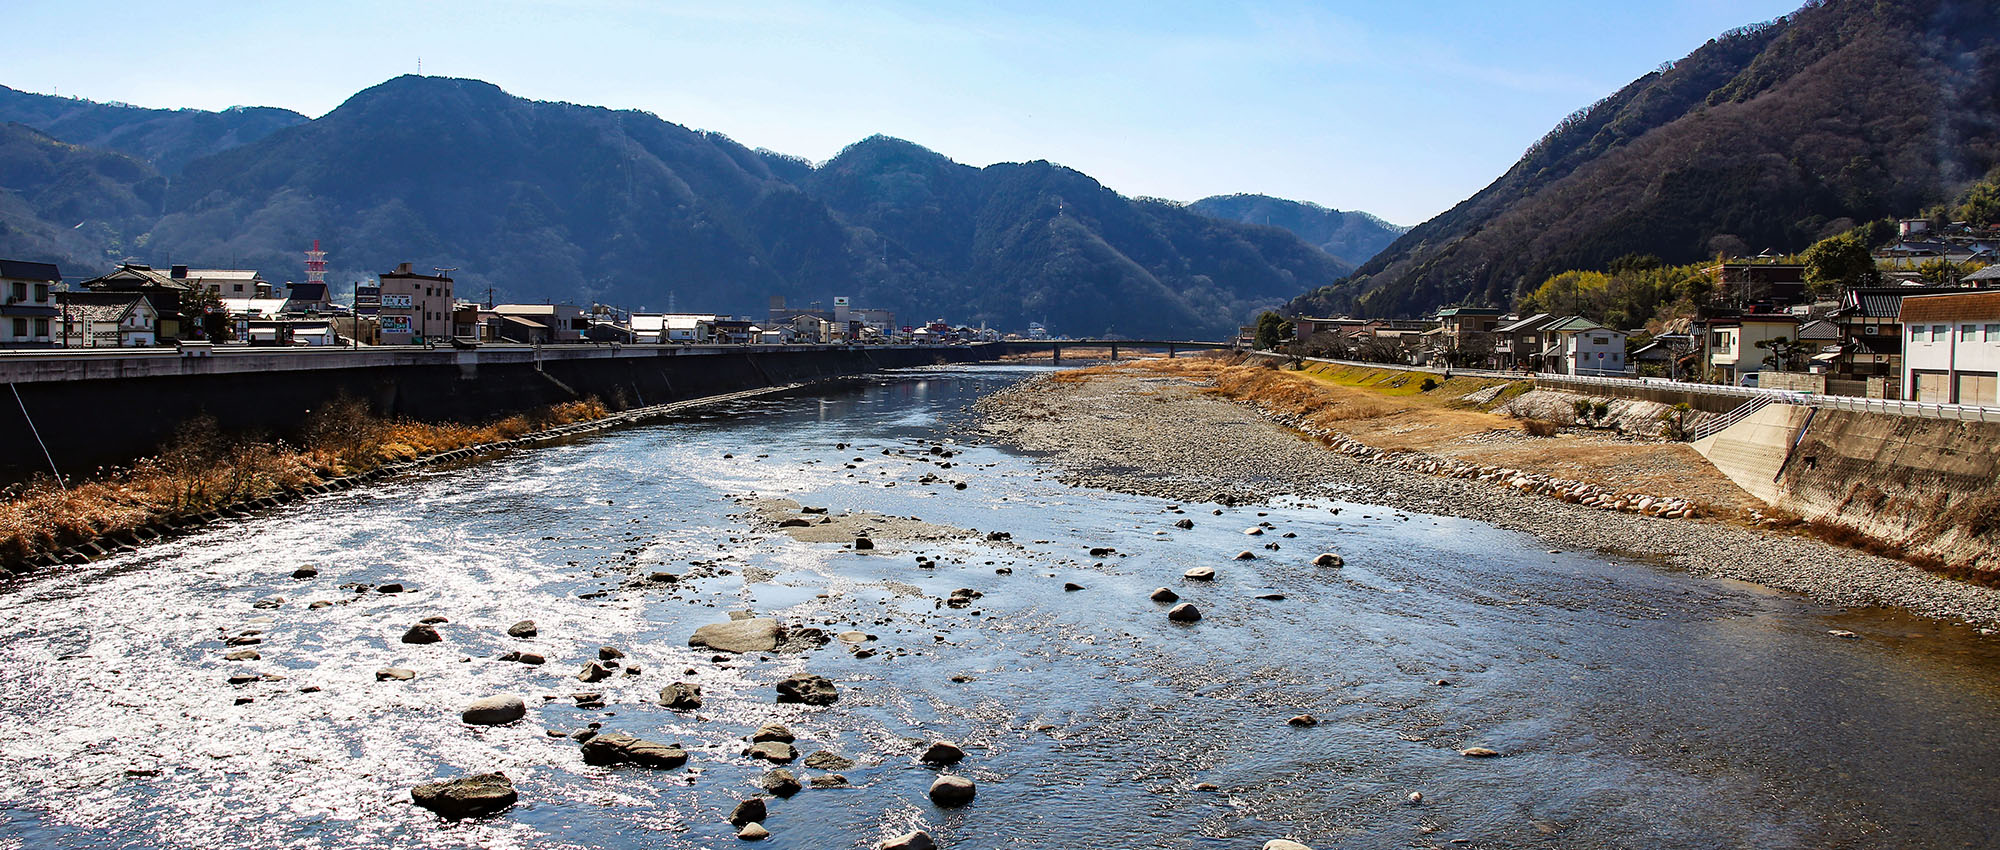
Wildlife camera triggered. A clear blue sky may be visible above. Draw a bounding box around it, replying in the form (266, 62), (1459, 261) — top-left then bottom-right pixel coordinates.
(12, 0), (1802, 225)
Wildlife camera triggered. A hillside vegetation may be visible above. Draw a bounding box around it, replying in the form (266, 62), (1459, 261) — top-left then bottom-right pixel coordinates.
(1291, 0), (2000, 318)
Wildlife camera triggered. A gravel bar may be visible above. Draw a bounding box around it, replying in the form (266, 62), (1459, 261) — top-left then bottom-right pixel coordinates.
(973, 368), (2000, 629)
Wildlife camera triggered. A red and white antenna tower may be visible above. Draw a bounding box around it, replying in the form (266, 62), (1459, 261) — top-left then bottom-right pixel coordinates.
(304, 239), (328, 287)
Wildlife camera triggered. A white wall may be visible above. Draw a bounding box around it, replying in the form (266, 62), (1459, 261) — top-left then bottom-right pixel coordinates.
(1903, 320), (2000, 404)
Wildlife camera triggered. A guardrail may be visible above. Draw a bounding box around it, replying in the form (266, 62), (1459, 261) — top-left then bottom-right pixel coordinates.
(1532, 371), (2000, 423)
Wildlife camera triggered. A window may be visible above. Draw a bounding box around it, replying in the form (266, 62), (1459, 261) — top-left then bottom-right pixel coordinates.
(1912, 326), (1922, 341)
(33, 283), (48, 302)
(1934, 325), (1949, 342)
(10, 318), (25, 336)
(1963, 324), (1978, 342)
(1987, 324), (2000, 342)
(9, 282), (23, 301)
(33, 318), (48, 337)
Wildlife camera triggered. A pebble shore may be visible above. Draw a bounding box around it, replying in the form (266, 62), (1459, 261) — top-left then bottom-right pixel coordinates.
(973, 368), (2000, 629)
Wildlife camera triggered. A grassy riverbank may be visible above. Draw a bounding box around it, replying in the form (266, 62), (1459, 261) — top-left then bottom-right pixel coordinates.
(0, 397), (610, 566)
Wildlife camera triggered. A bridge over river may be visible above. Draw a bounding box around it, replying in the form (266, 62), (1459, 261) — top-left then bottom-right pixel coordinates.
(995, 338), (1236, 363)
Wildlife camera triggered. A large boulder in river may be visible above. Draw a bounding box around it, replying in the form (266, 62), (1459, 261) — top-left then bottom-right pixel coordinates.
(928, 775), (977, 807)
(920, 741), (966, 765)
(659, 682), (703, 710)
(401, 623), (442, 644)
(880, 831), (936, 850)
(411, 772), (517, 818)
(580, 732), (689, 768)
(775, 674), (840, 705)
(1168, 603), (1202, 623)
(461, 695), (526, 726)
(506, 619), (538, 638)
(690, 618), (782, 653)
(1183, 567), (1216, 581)
(1263, 841), (1314, 850)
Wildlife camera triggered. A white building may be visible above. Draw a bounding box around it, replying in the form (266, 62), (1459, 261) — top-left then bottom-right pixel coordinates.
(1, 259), (61, 348)
(1703, 315), (1798, 385)
(631, 313), (716, 343)
(1543, 317), (1627, 376)
(1900, 291), (2000, 405)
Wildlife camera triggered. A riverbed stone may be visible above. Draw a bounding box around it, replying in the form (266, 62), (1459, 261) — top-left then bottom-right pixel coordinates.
(1184, 567), (1216, 581)
(599, 646), (626, 660)
(1263, 841), (1313, 850)
(854, 537), (875, 550)
(759, 767), (803, 796)
(1313, 553), (1345, 567)
(1287, 713), (1318, 727)
(729, 797), (767, 826)
(1151, 587), (1180, 603)
(747, 741), (797, 762)
(659, 681), (703, 710)
(507, 620), (538, 638)
(752, 723), (795, 743)
(1460, 747), (1500, 758)
(580, 732), (688, 768)
(803, 750), (855, 770)
(577, 661), (613, 682)
(1173, 518), (1194, 529)
(880, 831), (936, 850)
(225, 649), (261, 661)
(462, 695), (527, 726)
(411, 772), (517, 818)
(376, 667), (415, 681)
(1234, 551), (1257, 560)
(921, 740), (966, 765)
(691, 618), (783, 653)
(292, 566), (318, 579)
(401, 624), (442, 644)
(928, 775), (976, 807)
(775, 674), (839, 705)
(1168, 603), (1202, 622)
(737, 822), (770, 841)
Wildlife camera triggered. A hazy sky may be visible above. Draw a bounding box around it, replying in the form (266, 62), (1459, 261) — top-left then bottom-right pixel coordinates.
(12, 0), (1802, 225)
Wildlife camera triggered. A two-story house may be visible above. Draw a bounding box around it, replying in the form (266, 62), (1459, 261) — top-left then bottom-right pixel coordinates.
(1703, 315), (1799, 385)
(1, 259), (61, 348)
(1543, 317), (1628, 376)
(1492, 313), (1559, 371)
(1900, 291), (2000, 405)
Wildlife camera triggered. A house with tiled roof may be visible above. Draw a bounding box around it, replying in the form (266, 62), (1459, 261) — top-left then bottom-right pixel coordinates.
(1, 259), (61, 348)
(55, 291), (158, 348)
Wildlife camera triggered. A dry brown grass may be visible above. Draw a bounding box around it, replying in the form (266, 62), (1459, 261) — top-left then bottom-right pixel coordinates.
(0, 396), (611, 565)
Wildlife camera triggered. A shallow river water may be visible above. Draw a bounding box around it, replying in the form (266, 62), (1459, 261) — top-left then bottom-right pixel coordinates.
(3, 365), (1999, 850)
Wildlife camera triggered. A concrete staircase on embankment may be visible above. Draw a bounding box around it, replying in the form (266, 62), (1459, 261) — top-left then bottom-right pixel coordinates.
(1691, 402), (1814, 504)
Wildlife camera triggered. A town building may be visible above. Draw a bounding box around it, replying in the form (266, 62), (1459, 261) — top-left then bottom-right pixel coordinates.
(377, 263), (455, 345)
(1702, 314), (1799, 384)
(492, 303), (585, 343)
(56, 291), (159, 347)
(1543, 317), (1627, 376)
(74, 263), (194, 340)
(1429, 306), (1504, 366)
(1492, 313), (1560, 371)
(1899, 291), (2000, 405)
(1, 259), (61, 348)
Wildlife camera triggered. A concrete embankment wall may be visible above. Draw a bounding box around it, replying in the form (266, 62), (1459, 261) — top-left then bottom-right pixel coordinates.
(1, 345), (993, 482)
(1696, 404), (2000, 569)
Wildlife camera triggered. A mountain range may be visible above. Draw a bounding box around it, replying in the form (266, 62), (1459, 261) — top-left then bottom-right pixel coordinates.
(1291, 0), (2000, 318)
(0, 80), (1398, 339)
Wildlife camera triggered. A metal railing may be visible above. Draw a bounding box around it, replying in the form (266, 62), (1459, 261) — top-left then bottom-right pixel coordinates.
(1687, 396), (1776, 442)
(1532, 371), (2000, 423)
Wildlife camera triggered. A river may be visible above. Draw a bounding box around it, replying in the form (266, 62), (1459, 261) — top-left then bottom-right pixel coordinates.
(1, 365), (1997, 850)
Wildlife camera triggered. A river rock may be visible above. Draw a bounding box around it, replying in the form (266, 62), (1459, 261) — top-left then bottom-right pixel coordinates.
(759, 768), (803, 796)
(690, 618), (783, 653)
(1243, 527), (1264, 536)
(1460, 747), (1500, 758)
(810, 773), (850, 788)
(729, 797), (767, 826)
(1173, 518), (1194, 529)
(411, 772), (517, 818)
(291, 566), (318, 579)
(746, 741), (796, 762)
(507, 620), (538, 638)
(775, 674), (839, 705)
(402, 624), (442, 644)
(738, 822), (770, 841)
(660, 682), (703, 710)
(1313, 553), (1345, 567)
(461, 695), (527, 726)
(920, 740), (966, 765)
(854, 537), (875, 550)
(928, 775), (976, 807)
(599, 646), (626, 660)
(1234, 551), (1257, 560)
(880, 830), (936, 850)
(1287, 713), (1318, 727)
(577, 661), (613, 682)
(225, 649), (261, 661)
(580, 732), (689, 768)
(1168, 603), (1202, 622)
(1263, 841), (1313, 850)
(752, 723), (795, 743)
(376, 667), (415, 681)
(1063, 582), (1085, 591)
(1184, 567), (1216, 581)
(804, 750), (855, 770)
(1150, 587), (1180, 603)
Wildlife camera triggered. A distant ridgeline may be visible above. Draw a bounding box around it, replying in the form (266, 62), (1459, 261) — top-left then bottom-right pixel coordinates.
(0, 80), (1388, 340)
(1289, 0), (2000, 319)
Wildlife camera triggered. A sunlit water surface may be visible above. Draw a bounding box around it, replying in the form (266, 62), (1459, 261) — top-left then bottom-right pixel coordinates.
(2, 366), (1997, 850)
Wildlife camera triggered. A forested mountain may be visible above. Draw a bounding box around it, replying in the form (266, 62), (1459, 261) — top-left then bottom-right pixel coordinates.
(0, 85), (305, 175)
(0, 76), (1357, 338)
(1291, 0), (2000, 319)
(1189, 194), (1404, 267)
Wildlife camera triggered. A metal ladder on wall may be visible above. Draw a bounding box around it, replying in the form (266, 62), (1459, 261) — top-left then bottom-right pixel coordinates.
(1687, 396), (1776, 442)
